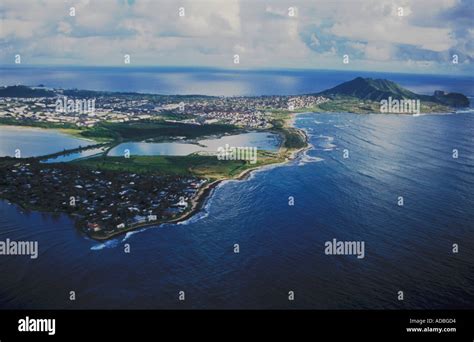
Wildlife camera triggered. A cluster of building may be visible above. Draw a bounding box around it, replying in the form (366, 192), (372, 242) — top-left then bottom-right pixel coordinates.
(287, 95), (329, 110)
(177, 95), (328, 128)
(0, 161), (206, 237)
(0, 95), (158, 128)
(0, 89), (328, 129)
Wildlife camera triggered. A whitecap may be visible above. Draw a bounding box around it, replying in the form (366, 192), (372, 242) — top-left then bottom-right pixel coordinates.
(313, 135), (336, 150)
(301, 128), (314, 138)
(297, 146), (324, 166)
(298, 155), (324, 166)
(177, 210), (209, 225)
(90, 239), (120, 250)
(323, 143), (337, 150)
(90, 226), (158, 250)
(177, 187), (217, 226)
(122, 228), (148, 242)
(455, 109), (474, 114)
(318, 134), (334, 142)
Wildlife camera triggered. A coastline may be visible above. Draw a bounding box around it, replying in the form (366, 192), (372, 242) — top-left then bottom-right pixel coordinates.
(88, 112), (309, 241)
(2, 109), (470, 243)
(5, 107), (467, 241)
(0, 113), (308, 242)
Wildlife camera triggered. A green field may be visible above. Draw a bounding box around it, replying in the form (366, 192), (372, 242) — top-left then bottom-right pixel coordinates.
(263, 110), (308, 149)
(74, 151), (283, 180)
(0, 118), (78, 130)
(315, 96), (451, 114)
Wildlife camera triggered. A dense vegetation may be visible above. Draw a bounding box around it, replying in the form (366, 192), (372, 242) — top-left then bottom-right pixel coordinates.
(281, 127), (307, 149)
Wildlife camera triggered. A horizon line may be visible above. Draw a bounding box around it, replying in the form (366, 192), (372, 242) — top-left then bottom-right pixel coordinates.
(0, 64), (469, 78)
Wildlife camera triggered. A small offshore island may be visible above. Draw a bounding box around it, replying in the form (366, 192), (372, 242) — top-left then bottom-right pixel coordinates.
(0, 77), (469, 240)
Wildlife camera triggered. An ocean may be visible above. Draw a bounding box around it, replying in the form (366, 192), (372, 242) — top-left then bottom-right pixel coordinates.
(0, 68), (473, 309)
(1, 65), (473, 97)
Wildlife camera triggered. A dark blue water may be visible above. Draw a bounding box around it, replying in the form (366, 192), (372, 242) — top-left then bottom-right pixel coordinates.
(1, 66), (473, 96)
(1, 111), (473, 309)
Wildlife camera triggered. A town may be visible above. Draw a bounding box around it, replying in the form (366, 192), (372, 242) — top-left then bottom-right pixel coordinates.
(0, 86), (326, 240)
(0, 86), (329, 129)
(0, 159), (206, 239)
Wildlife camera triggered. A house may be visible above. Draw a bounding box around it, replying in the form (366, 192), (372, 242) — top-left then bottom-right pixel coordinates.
(87, 223), (101, 232)
(116, 223), (125, 229)
(132, 215), (147, 224)
(147, 214), (157, 221)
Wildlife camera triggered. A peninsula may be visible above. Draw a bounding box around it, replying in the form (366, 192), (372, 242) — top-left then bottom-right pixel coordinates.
(0, 78), (469, 240)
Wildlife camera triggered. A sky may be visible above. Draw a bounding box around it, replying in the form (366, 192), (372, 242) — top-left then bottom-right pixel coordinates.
(0, 0), (473, 74)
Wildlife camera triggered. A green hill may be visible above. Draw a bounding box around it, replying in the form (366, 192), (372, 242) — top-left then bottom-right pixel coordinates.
(316, 77), (469, 107)
(432, 90), (470, 107)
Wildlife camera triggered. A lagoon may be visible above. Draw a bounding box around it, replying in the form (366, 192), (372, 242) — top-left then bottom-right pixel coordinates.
(0, 126), (94, 158)
(107, 132), (280, 157)
(0, 126), (280, 160)
(42, 147), (107, 163)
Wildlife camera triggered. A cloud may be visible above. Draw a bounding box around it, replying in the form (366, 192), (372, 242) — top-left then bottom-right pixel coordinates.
(0, 0), (471, 74)
(57, 21), (72, 35)
(310, 33), (320, 48)
(364, 43), (393, 61)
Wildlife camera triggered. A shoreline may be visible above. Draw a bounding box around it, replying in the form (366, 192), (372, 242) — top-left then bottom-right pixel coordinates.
(88, 112), (309, 241)
(89, 107), (474, 240)
(0, 114), (309, 242)
(89, 178), (223, 241)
